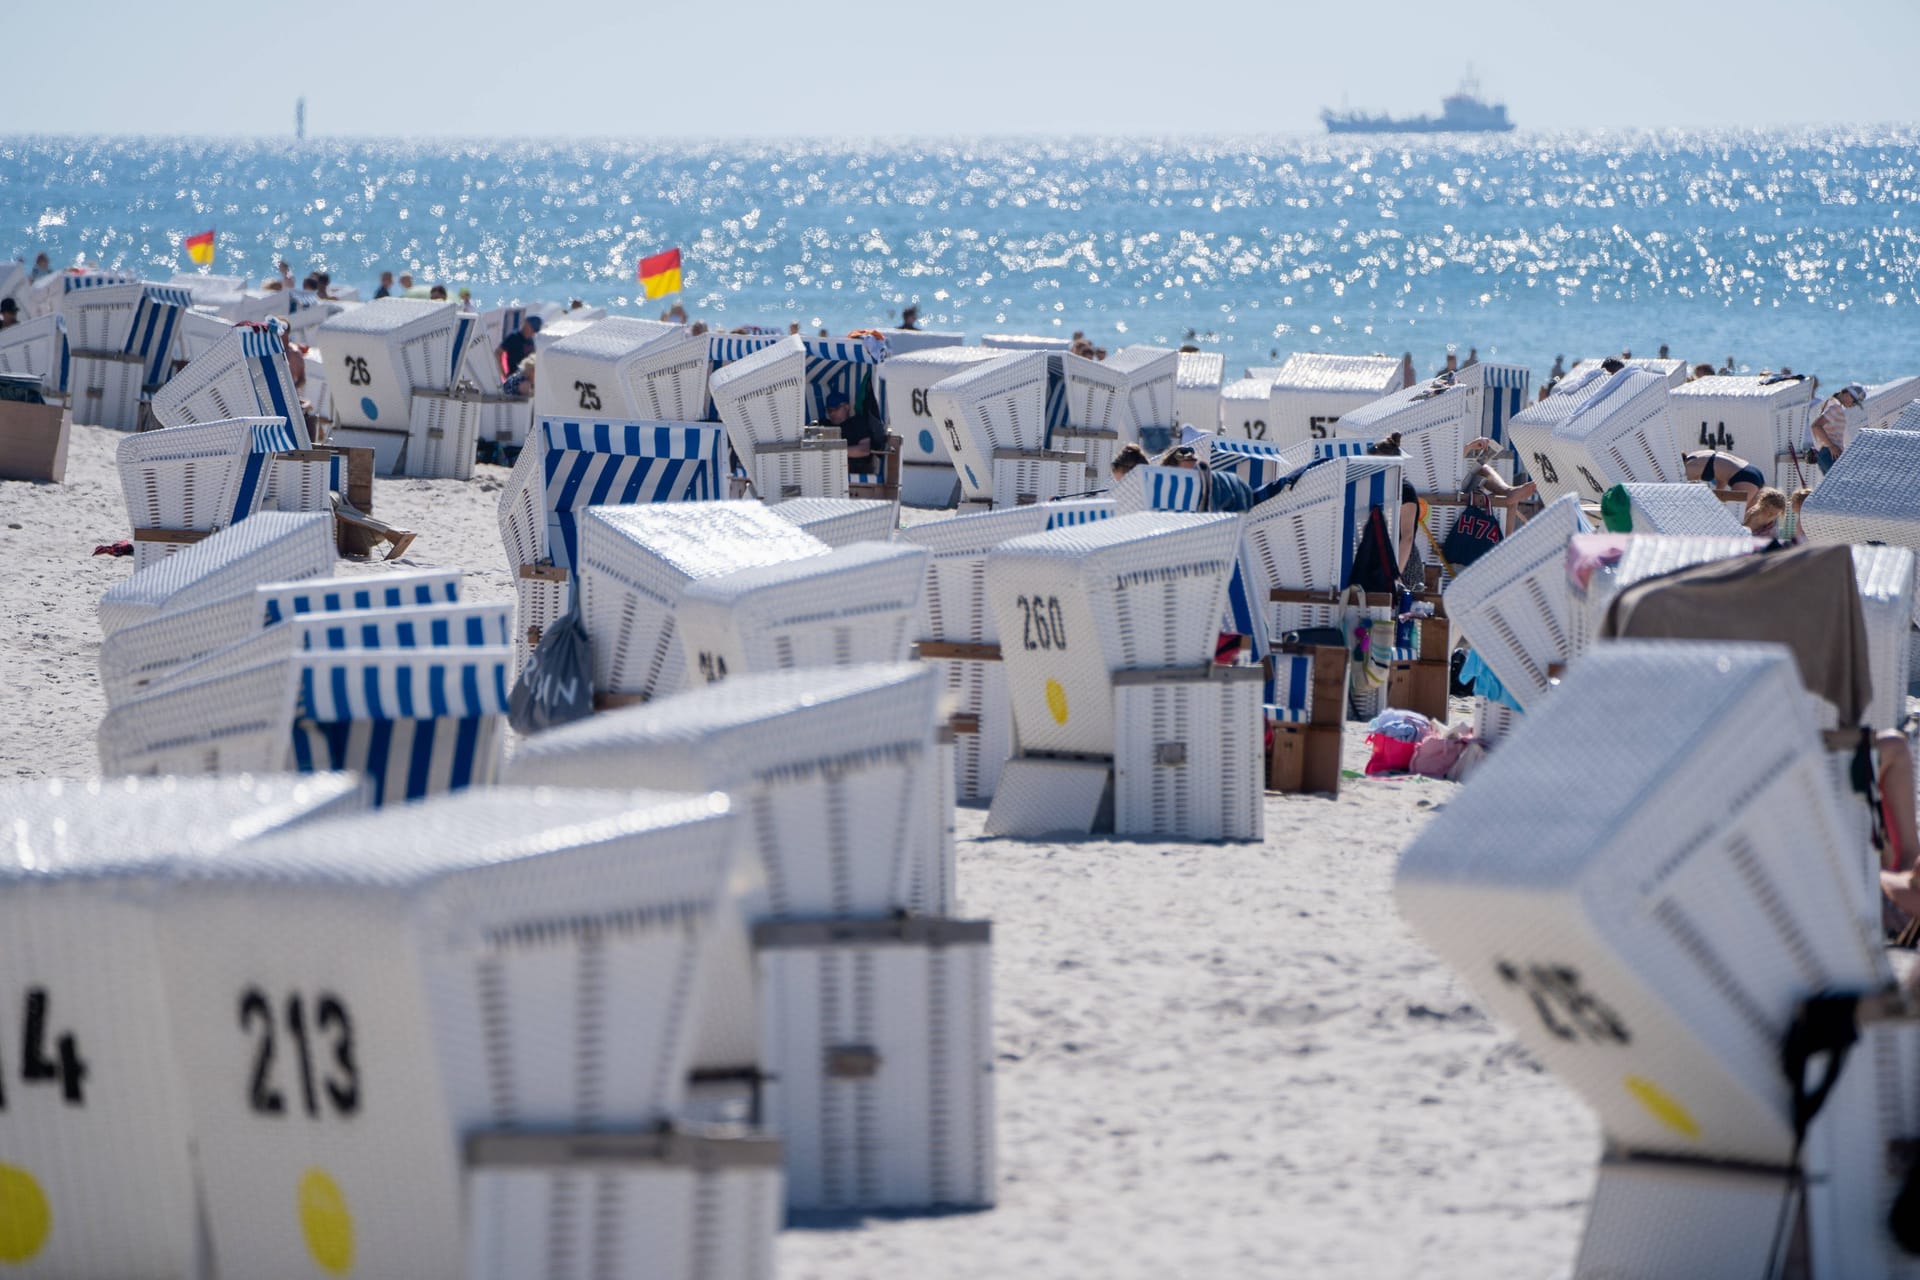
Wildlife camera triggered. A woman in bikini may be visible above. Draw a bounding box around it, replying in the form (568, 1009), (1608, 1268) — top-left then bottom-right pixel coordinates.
(1683, 449), (1766, 498)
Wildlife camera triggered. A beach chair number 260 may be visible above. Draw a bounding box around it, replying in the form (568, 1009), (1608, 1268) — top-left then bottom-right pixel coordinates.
(239, 987), (361, 1118)
(0, 987), (90, 1107)
(1494, 959), (1632, 1046)
(1015, 594), (1068, 652)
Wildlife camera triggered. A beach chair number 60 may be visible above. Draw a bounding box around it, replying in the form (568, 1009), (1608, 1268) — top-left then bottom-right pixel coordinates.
(911, 388), (930, 417)
(343, 356), (371, 387)
(575, 381), (602, 411)
(1016, 594), (1068, 652)
(1494, 959), (1632, 1046)
(0, 987), (91, 1107)
(239, 988), (360, 1119)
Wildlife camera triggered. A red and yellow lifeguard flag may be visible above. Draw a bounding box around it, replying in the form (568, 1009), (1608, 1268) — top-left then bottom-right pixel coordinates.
(638, 247), (682, 299)
(184, 229), (216, 266)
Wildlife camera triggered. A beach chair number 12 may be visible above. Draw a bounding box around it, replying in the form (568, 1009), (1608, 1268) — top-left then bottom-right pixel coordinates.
(0, 988), (90, 1108)
(1242, 419), (1268, 439)
(343, 356), (371, 388)
(1494, 959), (1631, 1046)
(240, 988), (360, 1118)
(1016, 595), (1068, 651)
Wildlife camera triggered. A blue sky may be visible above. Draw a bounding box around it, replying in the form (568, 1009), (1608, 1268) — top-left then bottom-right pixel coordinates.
(12, 0), (1918, 136)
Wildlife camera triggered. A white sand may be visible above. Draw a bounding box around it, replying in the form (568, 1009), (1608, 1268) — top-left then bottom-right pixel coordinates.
(0, 419), (1600, 1277)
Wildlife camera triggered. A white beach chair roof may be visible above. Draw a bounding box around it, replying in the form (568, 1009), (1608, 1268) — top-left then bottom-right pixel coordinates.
(1615, 484), (1747, 537)
(1865, 376), (1920, 430)
(767, 497), (898, 547)
(97, 511), (335, 636)
(1177, 351), (1225, 391)
(1442, 492), (1589, 708)
(1269, 352), (1403, 394)
(317, 295), (456, 339)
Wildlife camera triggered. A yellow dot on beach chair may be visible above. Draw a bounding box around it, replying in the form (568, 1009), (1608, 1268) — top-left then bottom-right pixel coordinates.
(1623, 1074), (1700, 1140)
(298, 1167), (355, 1274)
(1045, 678), (1069, 725)
(0, 1163), (51, 1263)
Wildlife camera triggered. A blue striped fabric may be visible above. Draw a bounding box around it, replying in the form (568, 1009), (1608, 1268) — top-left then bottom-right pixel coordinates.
(1208, 438), (1292, 489)
(1478, 364), (1530, 447)
(1044, 505), (1114, 530)
(539, 418), (725, 569)
(1146, 468), (1203, 511)
(1223, 558), (1269, 666)
(122, 287), (194, 387)
(289, 715), (494, 807)
(448, 314), (477, 388)
(1337, 466), (1391, 591)
(228, 420), (302, 524)
(260, 572), (462, 625)
(1045, 356), (1069, 436)
(55, 321), (70, 395)
(1265, 654), (1315, 723)
(297, 650), (512, 722)
(59, 271), (138, 294)
(803, 337), (884, 423)
(296, 603), (512, 652)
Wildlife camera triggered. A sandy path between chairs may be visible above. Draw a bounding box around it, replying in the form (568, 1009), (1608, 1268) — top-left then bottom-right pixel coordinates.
(0, 417), (1598, 1278)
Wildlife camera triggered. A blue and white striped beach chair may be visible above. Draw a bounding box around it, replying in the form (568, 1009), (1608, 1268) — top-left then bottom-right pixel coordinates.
(290, 645), (513, 806)
(539, 418), (726, 570)
(1112, 464), (1203, 515)
(122, 285), (195, 390)
(803, 335), (887, 424)
(1471, 362), (1530, 449)
(116, 417), (307, 571)
(151, 323), (306, 432)
(261, 569), (462, 625)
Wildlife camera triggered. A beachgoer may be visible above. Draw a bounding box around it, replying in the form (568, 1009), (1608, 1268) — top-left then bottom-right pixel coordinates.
(899, 305), (919, 331)
(457, 288), (473, 310)
(1461, 437), (1537, 516)
(1437, 352), (1458, 378)
(1463, 348), (1478, 368)
(500, 353), (536, 399)
(398, 273), (415, 293)
(822, 391), (886, 474)
(429, 285), (448, 301)
(374, 271), (393, 299)
(315, 272), (331, 299)
(663, 303), (689, 324)
(568, 299), (586, 312)
(498, 315), (540, 374)
(1684, 449), (1765, 498)
(29, 252), (50, 281)
(1741, 488), (1788, 541)
(1110, 443), (1151, 483)
(1719, 354), (1735, 375)
(277, 260), (295, 291)
(1399, 352), (1416, 388)
(1809, 382), (1867, 471)
(1549, 354), (1565, 380)
(1690, 363), (1716, 381)
(1360, 433), (1427, 581)
(1658, 344), (1670, 360)
(0, 299), (17, 329)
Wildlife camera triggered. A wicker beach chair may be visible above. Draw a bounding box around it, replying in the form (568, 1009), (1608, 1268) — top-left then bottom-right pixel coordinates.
(1611, 483), (1747, 536)
(155, 787), (750, 1278)
(923, 350), (1083, 508)
(1396, 642), (1888, 1168)
(149, 323), (305, 431)
(0, 312), (69, 398)
(315, 298), (477, 476)
(98, 510), (335, 636)
(707, 335), (849, 501)
(115, 418), (311, 570)
(876, 345), (1004, 507)
(1441, 492), (1588, 710)
(1055, 346), (1179, 481)
(1564, 356), (1688, 388)
(1334, 377), (1481, 493)
(98, 656), (303, 777)
(533, 316), (691, 419)
(576, 503), (829, 703)
(1864, 376), (1920, 431)
(767, 496), (897, 547)
(0, 775), (364, 1280)
(1175, 350), (1226, 432)
(538, 418), (727, 571)
(1799, 430), (1920, 623)
(1666, 375), (1816, 491)
(1241, 455), (1404, 642)
(1264, 352), (1403, 450)
(1508, 368), (1687, 504)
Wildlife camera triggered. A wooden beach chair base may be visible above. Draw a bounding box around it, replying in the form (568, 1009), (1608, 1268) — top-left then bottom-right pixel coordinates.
(333, 496), (414, 561)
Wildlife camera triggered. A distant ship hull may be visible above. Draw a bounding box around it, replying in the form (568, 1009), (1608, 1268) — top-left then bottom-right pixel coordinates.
(1323, 115), (1515, 134)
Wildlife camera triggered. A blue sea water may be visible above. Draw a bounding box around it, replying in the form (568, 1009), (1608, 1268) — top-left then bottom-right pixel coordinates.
(3, 129), (1916, 384)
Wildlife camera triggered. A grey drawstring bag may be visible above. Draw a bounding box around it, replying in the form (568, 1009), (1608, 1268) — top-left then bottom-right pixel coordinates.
(508, 597), (595, 735)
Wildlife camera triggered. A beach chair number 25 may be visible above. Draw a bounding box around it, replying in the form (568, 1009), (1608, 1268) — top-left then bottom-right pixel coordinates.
(343, 356), (372, 387)
(0, 987), (90, 1108)
(575, 381), (602, 411)
(240, 988), (360, 1119)
(1016, 595), (1068, 651)
(1495, 959), (1631, 1046)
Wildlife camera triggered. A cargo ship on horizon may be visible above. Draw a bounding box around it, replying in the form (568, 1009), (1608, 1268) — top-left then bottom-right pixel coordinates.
(1322, 74), (1515, 134)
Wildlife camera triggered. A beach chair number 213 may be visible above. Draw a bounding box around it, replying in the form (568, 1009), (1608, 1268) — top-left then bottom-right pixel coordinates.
(1495, 959), (1631, 1046)
(240, 987), (360, 1118)
(0, 987), (90, 1108)
(1016, 595), (1067, 651)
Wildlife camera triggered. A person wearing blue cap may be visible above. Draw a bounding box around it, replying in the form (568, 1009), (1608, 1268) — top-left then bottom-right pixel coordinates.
(822, 390), (886, 475)
(498, 314), (541, 376)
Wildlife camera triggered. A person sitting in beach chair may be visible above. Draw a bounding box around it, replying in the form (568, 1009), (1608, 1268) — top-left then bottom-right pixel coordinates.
(500, 353), (536, 399)
(1157, 443), (1255, 513)
(1111, 442), (1150, 484)
(1461, 437), (1538, 516)
(1684, 448), (1766, 499)
(822, 391), (886, 475)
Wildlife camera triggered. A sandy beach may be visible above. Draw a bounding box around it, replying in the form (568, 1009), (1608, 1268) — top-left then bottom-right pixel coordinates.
(0, 417), (1602, 1277)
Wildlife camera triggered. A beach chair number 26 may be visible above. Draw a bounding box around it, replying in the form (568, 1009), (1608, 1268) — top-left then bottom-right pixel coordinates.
(1495, 959), (1631, 1046)
(240, 988), (360, 1119)
(343, 356), (372, 387)
(0, 987), (90, 1108)
(1016, 595), (1068, 651)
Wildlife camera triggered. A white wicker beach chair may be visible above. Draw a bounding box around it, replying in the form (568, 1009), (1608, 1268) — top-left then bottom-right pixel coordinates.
(155, 787), (746, 1279)
(1441, 493), (1588, 710)
(315, 298), (469, 472)
(877, 346), (1005, 507)
(767, 496), (897, 547)
(173, 307), (235, 360)
(508, 663), (949, 917)
(1396, 642), (1887, 1167)
(115, 417), (308, 571)
(1865, 376), (1920, 431)
(1111, 664), (1266, 840)
(533, 316), (686, 419)
(707, 336), (850, 501)
(1564, 356), (1688, 388)
(1054, 352), (1125, 486)
(676, 542), (929, 685)
(1573, 1155), (1792, 1280)
(1849, 544), (1915, 730)
(1459, 361), (1531, 449)
(755, 915), (995, 1211)
(58, 281), (186, 358)
(28, 267), (135, 320)
(986, 511), (1242, 762)
(1508, 368), (1686, 505)
(537, 418), (727, 570)
(1889, 402), (1920, 434)
(1241, 455), (1404, 642)
(0, 775), (363, 1280)
(1612, 483), (1747, 536)
(576, 503), (829, 701)
(149, 323), (305, 430)
(1334, 377), (1480, 493)
(926, 351), (1079, 506)
(98, 510), (335, 636)
(1175, 351), (1225, 431)
(0, 312), (70, 397)
(99, 657), (301, 777)
(1800, 430), (1920, 623)
(1216, 375), (1278, 443)
(1265, 353), (1403, 449)
(1667, 375), (1816, 490)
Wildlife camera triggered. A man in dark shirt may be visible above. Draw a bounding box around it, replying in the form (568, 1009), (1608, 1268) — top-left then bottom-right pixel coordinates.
(822, 391), (886, 475)
(498, 315), (541, 375)
(373, 271), (393, 299)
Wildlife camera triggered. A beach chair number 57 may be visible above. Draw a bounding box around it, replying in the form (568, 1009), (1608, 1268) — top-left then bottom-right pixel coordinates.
(1016, 594), (1068, 651)
(0, 987), (90, 1108)
(343, 356), (371, 387)
(1495, 959), (1631, 1046)
(1309, 417), (1336, 440)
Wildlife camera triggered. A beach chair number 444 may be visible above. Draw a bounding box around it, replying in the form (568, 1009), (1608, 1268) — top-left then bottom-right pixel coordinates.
(0, 986), (91, 1106)
(239, 987), (360, 1119)
(1015, 594), (1068, 651)
(697, 651), (729, 683)
(1494, 959), (1632, 1046)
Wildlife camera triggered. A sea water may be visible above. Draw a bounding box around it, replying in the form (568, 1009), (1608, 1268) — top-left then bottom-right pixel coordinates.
(3, 128), (1914, 384)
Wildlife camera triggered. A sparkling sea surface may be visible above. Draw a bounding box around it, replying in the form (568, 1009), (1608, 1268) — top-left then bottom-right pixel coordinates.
(3, 128), (1915, 383)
